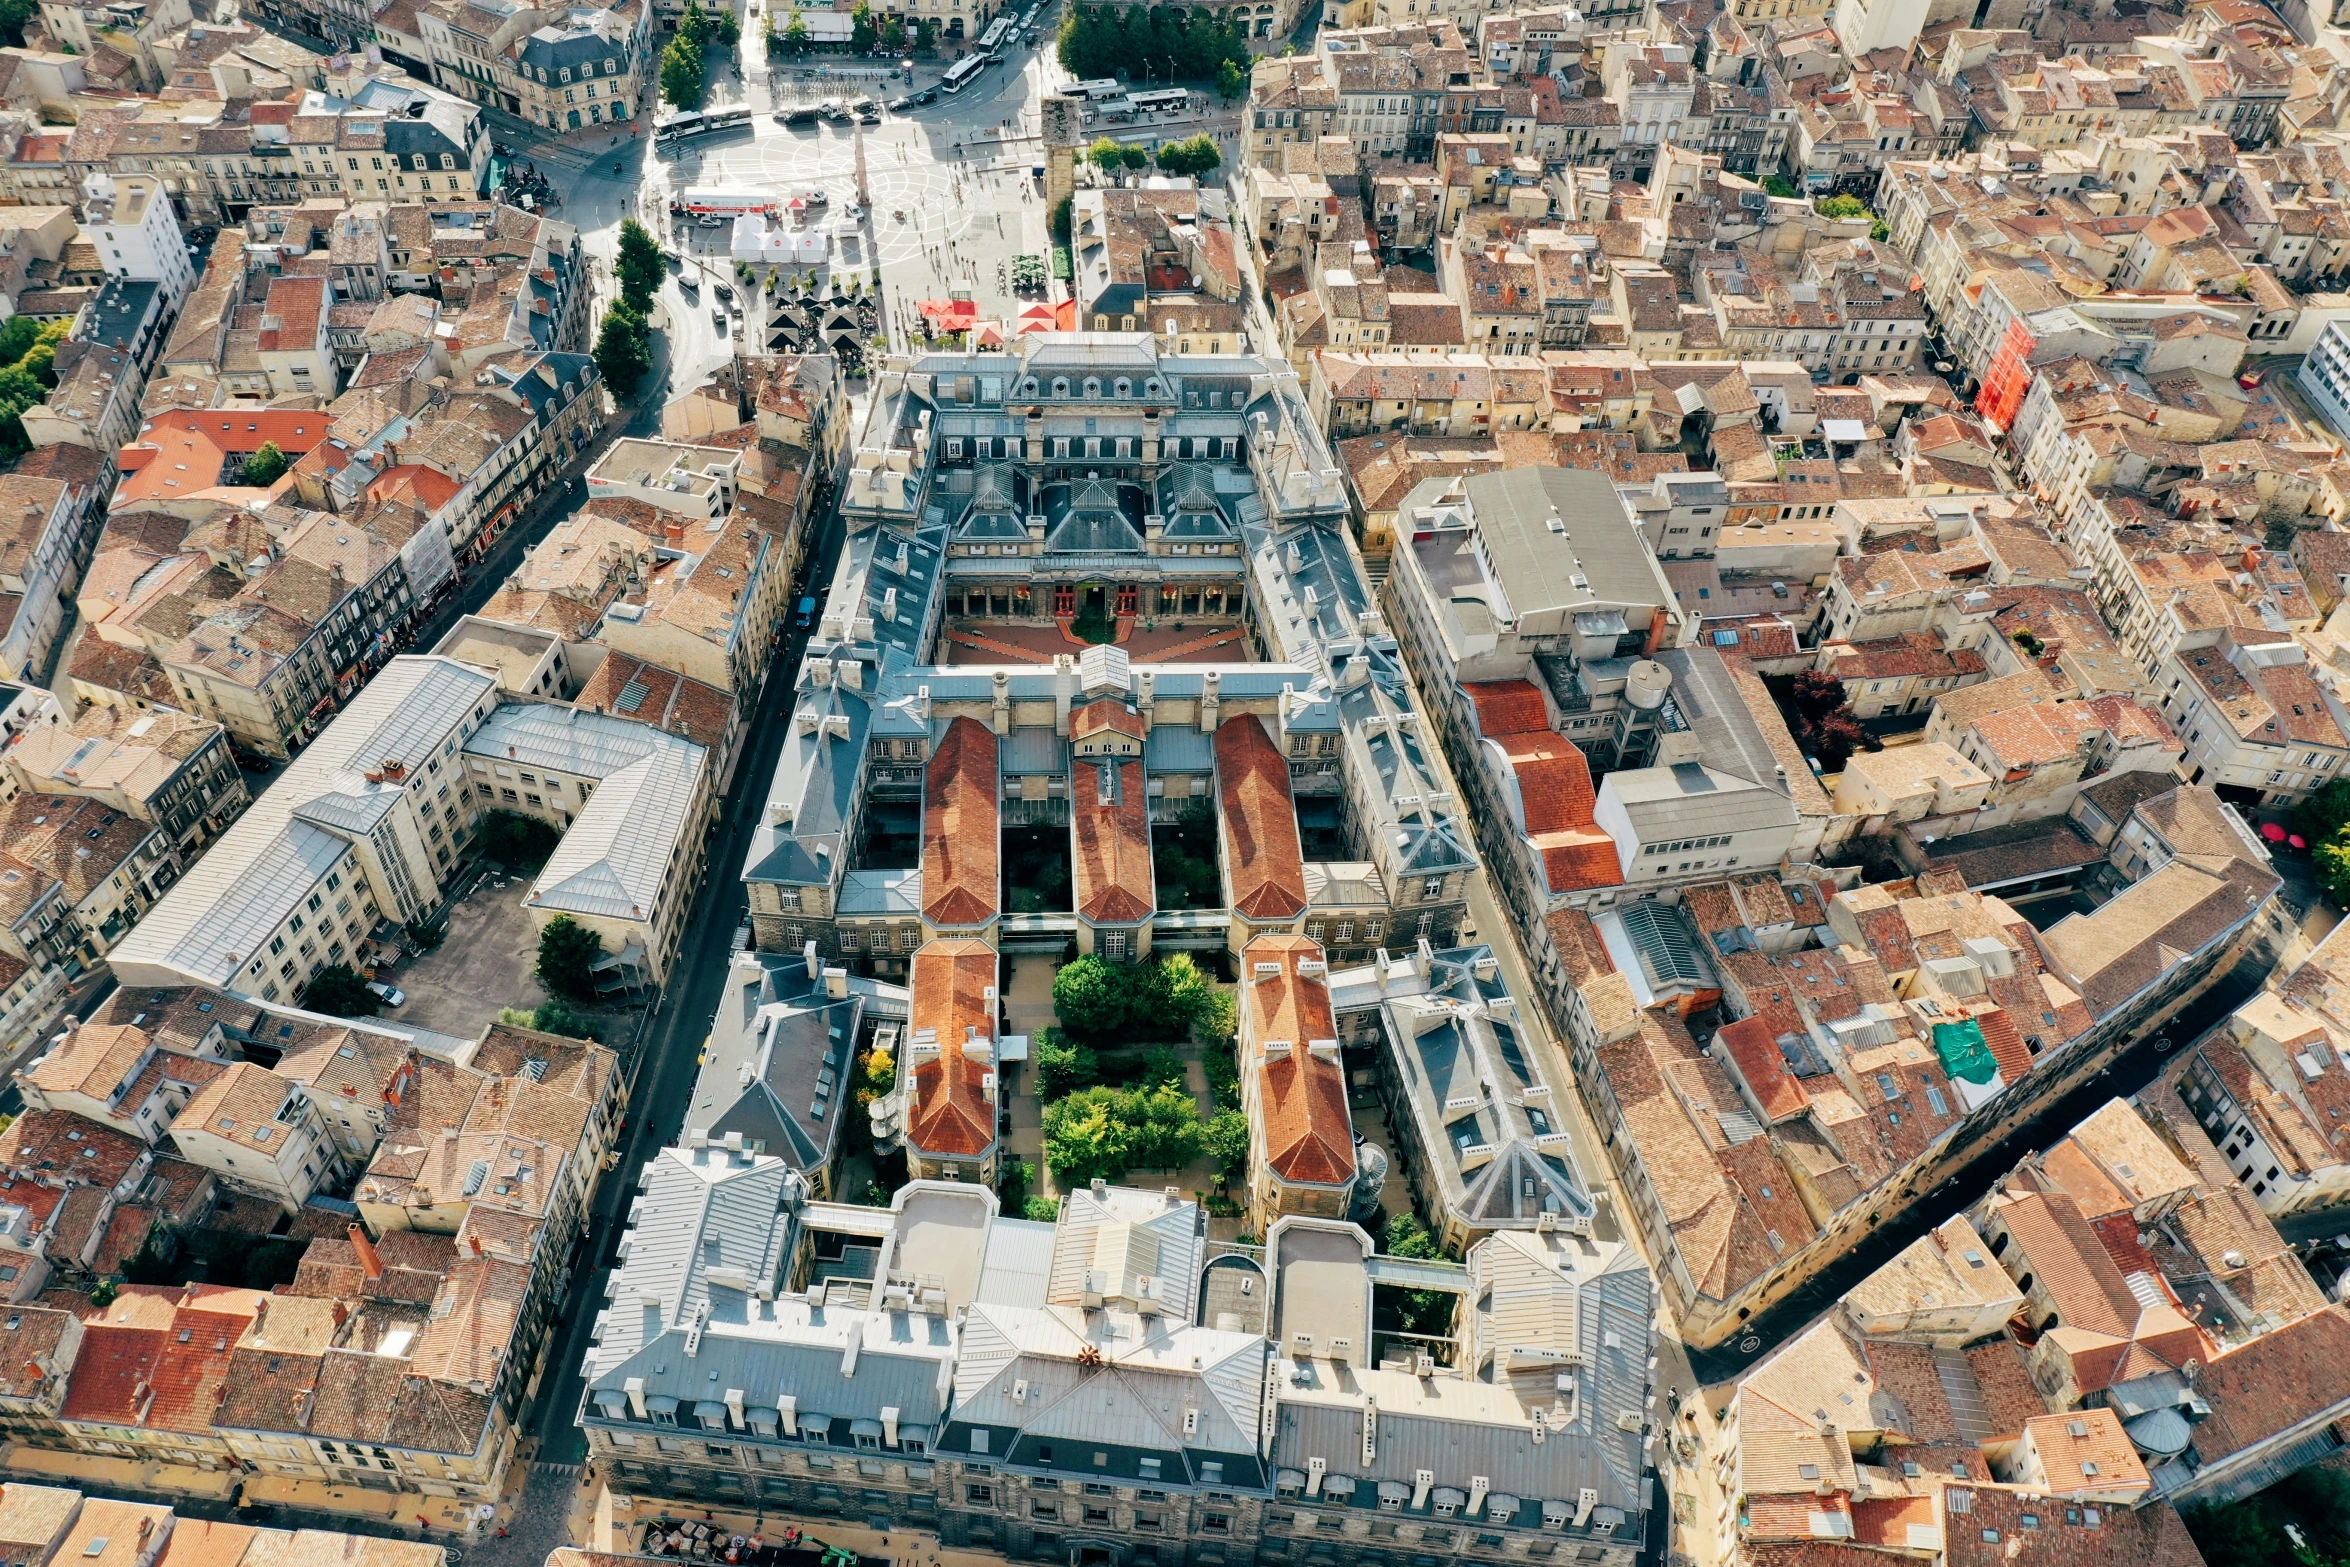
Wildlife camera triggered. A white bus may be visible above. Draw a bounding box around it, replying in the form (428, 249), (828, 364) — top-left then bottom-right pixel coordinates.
(655, 105), (753, 147)
(1066, 77), (1121, 99)
(1127, 87), (1189, 115)
(977, 15), (1012, 54)
(942, 54), (992, 92)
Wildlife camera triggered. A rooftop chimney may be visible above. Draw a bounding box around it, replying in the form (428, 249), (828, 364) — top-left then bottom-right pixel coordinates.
(347, 1223), (384, 1281)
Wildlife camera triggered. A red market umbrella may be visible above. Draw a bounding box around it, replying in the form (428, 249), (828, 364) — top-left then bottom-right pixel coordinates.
(2261, 821), (2287, 841)
(2291, 835), (2308, 850)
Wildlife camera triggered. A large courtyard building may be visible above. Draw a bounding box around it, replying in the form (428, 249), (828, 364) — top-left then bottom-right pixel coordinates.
(746, 335), (1480, 977)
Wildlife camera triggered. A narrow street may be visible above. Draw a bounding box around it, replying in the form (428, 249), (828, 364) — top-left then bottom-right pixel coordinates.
(521, 496), (850, 1469)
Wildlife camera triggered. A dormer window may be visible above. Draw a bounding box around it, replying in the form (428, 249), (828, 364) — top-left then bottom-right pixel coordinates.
(1051, 377), (1070, 397)
(1114, 377), (1131, 396)
(1083, 377), (1101, 397)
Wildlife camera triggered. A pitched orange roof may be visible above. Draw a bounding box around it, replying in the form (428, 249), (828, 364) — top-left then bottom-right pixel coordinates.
(368, 464), (462, 511)
(921, 717), (999, 929)
(906, 938), (998, 1160)
(1715, 1015), (1809, 1121)
(1466, 679), (1620, 893)
(1071, 701), (1146, 742)
(1072, 757), (1154, 925)
(1244, 935), (1353, 1188)
(1215, 714), (1308, 922)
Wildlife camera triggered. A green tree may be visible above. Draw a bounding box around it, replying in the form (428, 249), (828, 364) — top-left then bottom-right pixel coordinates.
(536, 913), (605, 1001)
(1384, 1211), (1441, 1259)
(593, 302), (653, 396)
(998, 1156), (1034, 1212)
(711, 5), (739, 43)
(615, 218), (665, 309)
(1205, 1108), (1249, 1184)
(1041, 1083), (1204, 1185)
(1140, 1044), (1187, 1092)
(1022, 1195), (1061, 1222)
(89, 1279), (117, 1308)
(861, 1045), (897, 1101)
(511, 1000), (601, 1040)
(660, 33), (707, 108)
(782, 8), (809, 50)
(1051, 955), (1126, 1037)
(301, 963), (379, 1017)
(2295, 777), (2350, 846)
(241, 440), (290, 486)
(2316, 835), (2350, 905)
(851, 0), (876, 50)
(1380, 1211), (1455, 1335)
(1216, 57), (1245, 99)
(1155, 134), (1220, 177)
(479, 809), (562, 870)
(914, 15), (938, 49)
(1035, 1026), (1100, 1098)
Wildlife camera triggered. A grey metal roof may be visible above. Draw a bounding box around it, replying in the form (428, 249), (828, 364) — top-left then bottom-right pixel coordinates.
(108, 656), (497, 989)
(690, 953), (877, 1170)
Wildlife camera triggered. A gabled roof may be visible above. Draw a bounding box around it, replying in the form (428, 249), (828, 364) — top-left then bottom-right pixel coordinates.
(921, 717), (999, 929)
(1071, 757), (1153, 925)
(1243, 935), (1352, 1188)
(907, 938), (998, 1161)
(1216, 714), (1309, 922)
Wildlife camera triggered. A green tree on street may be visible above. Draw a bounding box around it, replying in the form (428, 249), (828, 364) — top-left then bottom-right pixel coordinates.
(593, 302), (653, 395)
(615, 218), (664, 308)
(1154, 134), (1220, 177)
(1216, 57), (1246, 99)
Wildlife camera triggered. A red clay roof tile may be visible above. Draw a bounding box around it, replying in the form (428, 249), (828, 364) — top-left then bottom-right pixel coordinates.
(1215, 715), (1308, 922)
(921, 717), (999, 929)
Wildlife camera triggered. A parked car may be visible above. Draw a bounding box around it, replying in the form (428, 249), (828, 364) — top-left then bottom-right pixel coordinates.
(713, 309), (728, 329)
(801, 188), (829, 206)
(857, 107), (880, 124)
(366, 982), (407, 1008)
(912, 86), (937, 104)
(850, 96), (877, 113)
(886, 94), (916, 111)
(696, 213), (723, 227)
(794, 594), (819, 629)
(714, 280), (735, 302)
(782, 106), (821, 125)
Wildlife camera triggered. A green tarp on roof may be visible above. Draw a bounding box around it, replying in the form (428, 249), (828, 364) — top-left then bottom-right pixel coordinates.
(1932, 1018), (1999, 1086)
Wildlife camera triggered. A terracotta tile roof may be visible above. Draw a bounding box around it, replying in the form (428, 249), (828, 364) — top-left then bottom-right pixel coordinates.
(2021, 1408), (2147, 1495)
(1463, 680), (1619, 893)
(1069, 701), (1146, 743)
(1715, 1015), (1808, 1121)
(1071, 756), (1153, 926)
(1214, 715), (1308, 922)
(0, 1111), (146, 1191)
(145, 1293), (266, 1433)
(906, 938), (997, 1160)
(921, 717), (999, 929)
(2189, 1304), (2350, 1469)
(1242, 935), (1352, 1188)
(570, 654), (735, 754)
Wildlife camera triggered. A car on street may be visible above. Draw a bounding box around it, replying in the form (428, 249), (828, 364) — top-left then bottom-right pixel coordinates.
(857, 107), (881, 124)
(714, 280), (735, 302)
(366, 982), (407, 1008)
(713, 309), (728, 328)
(850, 96), (877, 113)
(820, 99), (851, 121)
(912, 86), (937, 104)
(886, 94), (916, 111)
(780, 106), (820, 125)
(696, 213), (723, 227)
(800, 188), (828, 205)
(794, 594), (819, 629)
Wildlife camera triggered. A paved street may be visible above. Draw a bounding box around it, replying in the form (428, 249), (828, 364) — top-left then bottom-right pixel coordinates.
(522, 497), (850, 1470)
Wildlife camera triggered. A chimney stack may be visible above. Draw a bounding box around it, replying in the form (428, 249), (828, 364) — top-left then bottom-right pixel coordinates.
(347, 1223), (384, 1281)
